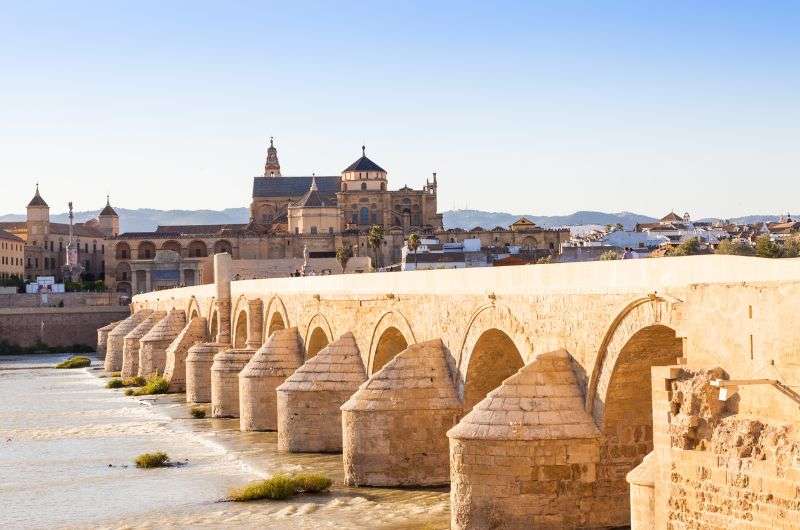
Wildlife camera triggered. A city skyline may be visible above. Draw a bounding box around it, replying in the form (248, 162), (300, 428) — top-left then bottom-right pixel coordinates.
(1, 1), (799, 218)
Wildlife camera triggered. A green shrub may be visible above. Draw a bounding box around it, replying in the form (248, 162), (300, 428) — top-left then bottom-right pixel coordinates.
(228, 472), (332, 502)
(291, 472), (332, 493)
(132, 375), (169, 396)
(134, 451), (170, 468)
(122, 376), (146, 387)
(106, 378), (124, 389)
(124, 388), (135, 396)
(190, 406), (206, 419)
(110, 371), (121, 377)
(55, 356), (91, 369)
(228, 474), (297, 501)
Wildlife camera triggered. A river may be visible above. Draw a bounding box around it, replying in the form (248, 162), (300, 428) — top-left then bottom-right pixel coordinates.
(0, 354), (450, 529)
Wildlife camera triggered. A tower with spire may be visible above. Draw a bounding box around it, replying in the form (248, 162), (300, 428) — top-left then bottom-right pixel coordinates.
(264, 137), (281, 177)
(26, 184), (50, 240)
(98, 195), (120, 237)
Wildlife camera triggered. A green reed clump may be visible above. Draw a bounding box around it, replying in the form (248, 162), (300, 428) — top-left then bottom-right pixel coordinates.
(124, 388), (135, 396)
(228, 472), (332, 502)
(134, 451), (170, 468)
(190, 406), (206, 419)
(229, 474), (297, 501)
(106, 378), (124, 388)
(123, 376), (146, 387)
(131, 375), (169, 396)
(55, 356), (91, 369)
(109, 371), (121, 377)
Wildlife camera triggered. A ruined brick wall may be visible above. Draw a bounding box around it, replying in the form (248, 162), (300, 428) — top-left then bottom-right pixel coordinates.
(651, 366), (800, 529)
(0, 307), (129, 349)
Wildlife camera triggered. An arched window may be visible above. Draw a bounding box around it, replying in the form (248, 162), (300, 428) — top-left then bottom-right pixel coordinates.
(361, 182), (367, 191)
(359, 207), (369, 225)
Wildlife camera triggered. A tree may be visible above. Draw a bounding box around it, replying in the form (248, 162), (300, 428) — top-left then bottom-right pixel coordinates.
(336, 245), (353, 273)
(715, 239), (754, 256)
(599, 250), (620, 261)
(782, 235), (800, 258)
(407, 233), (420, 270)
(367, 225), (385, 269)
(668, 237), (702, 257)
(754, 235), (781, 258)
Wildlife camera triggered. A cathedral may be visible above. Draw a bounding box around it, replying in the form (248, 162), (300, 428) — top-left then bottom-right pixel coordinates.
(100, 139), (566, 296)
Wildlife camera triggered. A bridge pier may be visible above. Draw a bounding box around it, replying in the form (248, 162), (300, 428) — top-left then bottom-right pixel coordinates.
(104, 311), (151, 372)
(122, 311), (164, 378)
(163, 317), (208, 392)
(447, 349), (602, 530)
(341, 339), (461, 486)
(139, 309), (186, 377)
(626, 452), (656, 529)
(277, 332), (366, 452)
(96, 320), (121, 359)
(185, 342), (224, 403)
(239, 328), (303, 431)
(211, 347), (256, 418)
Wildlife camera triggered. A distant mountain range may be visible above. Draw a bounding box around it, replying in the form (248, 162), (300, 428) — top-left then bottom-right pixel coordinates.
(0, 208), (786, 233)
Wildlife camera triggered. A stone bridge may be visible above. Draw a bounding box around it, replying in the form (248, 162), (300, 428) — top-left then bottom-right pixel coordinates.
(104, 255), (800, 529)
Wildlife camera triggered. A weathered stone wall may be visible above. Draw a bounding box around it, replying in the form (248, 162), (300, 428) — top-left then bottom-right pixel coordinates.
(163, 317), (208, 392)
(0, 292), (121, 308)
(0, 306), (129, 349)
(210, 347), (255, 418)
(644, 365), (800, 529)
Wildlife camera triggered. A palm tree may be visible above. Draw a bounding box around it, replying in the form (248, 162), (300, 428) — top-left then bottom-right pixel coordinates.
(367, 225), (385, 269)
(407, 233), (420, 270)
(336, 245), (353, 273)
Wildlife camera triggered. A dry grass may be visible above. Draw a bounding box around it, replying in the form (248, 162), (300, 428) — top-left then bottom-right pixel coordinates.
(131, 375), (169, 396)
(134, 451), (170, 468)
(228, 472), (332, 502)
(55, 356), (91, 369)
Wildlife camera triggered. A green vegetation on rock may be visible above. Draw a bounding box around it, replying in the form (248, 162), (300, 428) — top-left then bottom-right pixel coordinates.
(190, 406), (206, 419)
(134, 451), (170, 468)
(55, 356), (92, 369)
(131, 375), (169, 396)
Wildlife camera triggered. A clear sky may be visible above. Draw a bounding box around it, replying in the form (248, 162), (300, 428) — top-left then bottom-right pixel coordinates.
(1, 1), (798, 218)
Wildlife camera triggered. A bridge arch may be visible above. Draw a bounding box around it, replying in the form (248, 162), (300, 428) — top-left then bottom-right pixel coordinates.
(462, 328), (524, 412)
(587, 295), (683, 527)
(231, 295), (250, 348)
(262, 295), (290, 339)
(185, 296), (201, 320)
(456, 303), (531, 403)
(367, 310), (416, 375)
(303, 313), (333, 358)
(208, 304), (219, 342)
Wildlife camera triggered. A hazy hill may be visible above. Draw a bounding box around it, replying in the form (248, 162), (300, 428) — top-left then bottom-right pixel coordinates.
(0, 208), (788, 233)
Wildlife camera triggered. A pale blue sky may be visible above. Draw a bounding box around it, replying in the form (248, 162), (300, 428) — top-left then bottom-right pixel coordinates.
(1, 1), (798, 218)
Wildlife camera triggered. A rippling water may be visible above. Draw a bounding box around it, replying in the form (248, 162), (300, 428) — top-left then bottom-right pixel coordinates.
(0, 354), (449, 529)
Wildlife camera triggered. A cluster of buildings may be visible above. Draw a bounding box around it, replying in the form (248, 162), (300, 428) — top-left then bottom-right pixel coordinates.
(564, 211), (799, 259)
(2, 140), (561, 296)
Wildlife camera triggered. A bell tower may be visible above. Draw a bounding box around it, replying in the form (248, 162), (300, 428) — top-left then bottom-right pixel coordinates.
(264, 137), (281, 177)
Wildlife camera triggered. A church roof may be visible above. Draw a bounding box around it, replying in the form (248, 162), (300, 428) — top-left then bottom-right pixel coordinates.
(99, 197), (118, 217)
(342, 146), (386, 173)
(252, 175), (340, 198)
(660, 212), (683, 222)
(292, 177), (334, 208)
(0, 229), (23, 242)
(27, 186), (48, 208)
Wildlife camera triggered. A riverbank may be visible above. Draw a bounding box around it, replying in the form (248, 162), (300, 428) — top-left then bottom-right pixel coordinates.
(0, 354), (449, 529)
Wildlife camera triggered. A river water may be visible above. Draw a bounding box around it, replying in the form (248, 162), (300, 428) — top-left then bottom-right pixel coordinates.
(0, 354), (449, 529)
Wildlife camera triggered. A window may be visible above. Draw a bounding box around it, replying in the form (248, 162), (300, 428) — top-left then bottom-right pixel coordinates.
(50, 241), (54, 251)
(359, 207), (369, 225)
(342, 183), (347, 191)
(361, 182), (367, 191)
(328, 227), (334, 234)
(310, 226), (317, 234)
(549, 242), (555, 250)
(294, 227), (299, 234)
(381, 182), (385, 191)
(59, 241), (63, 251)
(93, 242), (97, 253)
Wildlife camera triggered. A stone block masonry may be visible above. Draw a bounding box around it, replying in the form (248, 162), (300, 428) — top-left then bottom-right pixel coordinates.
(0, 306), (129, 352)
(239, 328), (304, 432)
(138, 309), (187, 377)
(163, 317), (208, 392)
(277, 332), (366, 452)
(211, 347), (255, 418)
(448, 349), (602, 530)
(341, 339), (461, 486)
(185, 342), (224, 403)
(105, 310), (151, 372)
(121, 311), (165, 378)
(96, 320), (122, 358)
